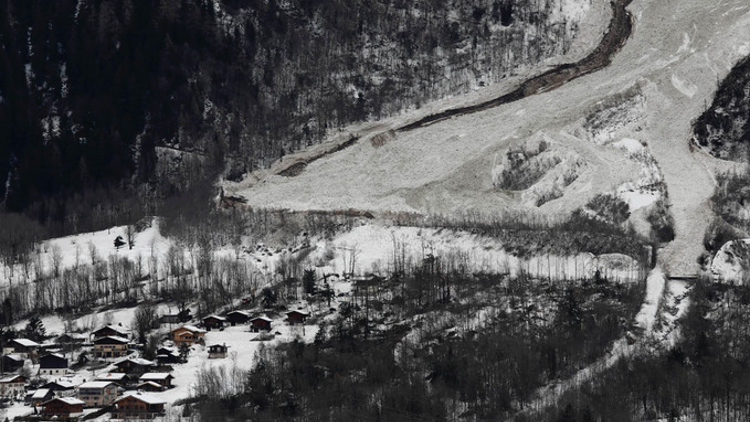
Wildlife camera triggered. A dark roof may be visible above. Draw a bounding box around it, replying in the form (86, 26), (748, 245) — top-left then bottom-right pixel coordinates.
(39, 353), (68, 368)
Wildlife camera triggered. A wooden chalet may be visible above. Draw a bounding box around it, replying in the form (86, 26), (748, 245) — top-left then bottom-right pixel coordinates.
(77, 381), (118, 407)
(1, 354), (24, 372)
(112, 393), (166, 419)
(27, 388), (54, 406)
(202, 315), (226, 331)
(156, 347), (181, 364)
(41, 397), (85, 417)
(3, 338), (41, 358)
(286, 310), (310, 325)
(93, 336), (130, 358)
(136, 381), (164, 392)
(114, 357), (155, 376)
(208, 344), (228, 359)
(42, 380), (77, 397)
(249, 316), (272, 332)
(56, 333), (87, 345)
(138, 373), (173, 388)
(92, 325), (129, 340)
(39, 353), (68, 375)
(0, 374), (26, 397)
(172, 325), (206, 347)
(95, 372), (131, 387)
(227, 310), (251, 326)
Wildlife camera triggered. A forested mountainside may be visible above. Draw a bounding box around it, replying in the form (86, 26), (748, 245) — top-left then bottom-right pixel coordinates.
(0, 0), (583, 235)
(693, 55), (750, 161)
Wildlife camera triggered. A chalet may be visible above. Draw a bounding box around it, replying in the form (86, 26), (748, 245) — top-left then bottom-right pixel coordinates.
(208, 344), (228, 359)
(27, 388), (54, 406)
(202, 315), (226, 331)
(156, 347), (181, 364)
(39, 353), (69, 375)
(0, 374), (26, 397)
(93, 336), (130, 358)
(95, 373), (131, 387)
(42, 381), (77, 397)
(112, 393), (166, 419)
(136, 381), (164, 392)
(56, 333), (87, 345)
(1, 354), (24, 372)
(41, 397), (85, 417)
(172, 325), (206, 347)
(286, 310), (310, 325)
(3, 338), (41, 358)
(114, 357), (155, 376)
(77, 381), (118, 407)
(249, 316), (272, 332)
(139, 372), (174, 388)
(138, 373), (173, 388)
(92, 325), (129, 340)
(227, 310), (251, 326)
(159, 309), (192, 325)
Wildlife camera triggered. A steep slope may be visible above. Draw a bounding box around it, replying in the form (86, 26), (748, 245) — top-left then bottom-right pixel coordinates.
(0, 0), (588, 234)
(228, 0), (750, 277)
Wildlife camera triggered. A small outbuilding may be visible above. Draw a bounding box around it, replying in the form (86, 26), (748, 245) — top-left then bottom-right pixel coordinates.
(202, 315), (226, 331)
(249, 316), (273, 332)
(286, 310), (310, 325)
(208, 344), (228, 359)
(227, 310), (251, 326)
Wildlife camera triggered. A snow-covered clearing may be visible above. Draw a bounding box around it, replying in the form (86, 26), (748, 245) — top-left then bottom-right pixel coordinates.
(711, 238), (750, 283)
(314, 224), (643, 283)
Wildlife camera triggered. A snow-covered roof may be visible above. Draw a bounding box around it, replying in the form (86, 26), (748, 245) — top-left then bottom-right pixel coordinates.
(203, 314), (226, 321)
(228, 310), (250, 316)
(250, 316), (272, 322)
(139, 373), (173, 381)
(286, 309), (309, 316)
(3, 354), (24, 362)
(137, 381), (163, 389)
(31, 388), (52, 399)
(94, 335), (129, 344)
(11, 338), (40, 347)
(176, 325), (205, 333)
(95, 373), (128, 381)
(43, 352), (65, 359)
(115, 357), (154, 367)
(93, 325), (129, 335)
(116, 393), (166, 405)
(78, 381), (116, 389)
(43, 397), (85, 406)
(0, 375), (24, 383)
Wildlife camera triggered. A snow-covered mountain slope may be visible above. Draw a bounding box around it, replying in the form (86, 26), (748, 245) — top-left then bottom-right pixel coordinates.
(226, 0), (750, 279)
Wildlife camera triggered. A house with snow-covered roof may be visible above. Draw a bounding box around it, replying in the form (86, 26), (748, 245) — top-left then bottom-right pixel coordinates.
(202, 314), (226, 331)
(92, 324), (129, 340)
(77, 381), (119, 407)
(227, 310), (251, 325)
(250, 316), (273, 332)
(41, 397), (85, 417)
(93, 336), (130, 358)
(113, 357), (155, 376)
(172, 325), (206, 347)
(139, 373), (173, 388)
(3, 338), (41, 358)
(112, 393), (166, 419)
(0, 374), (26, 398)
